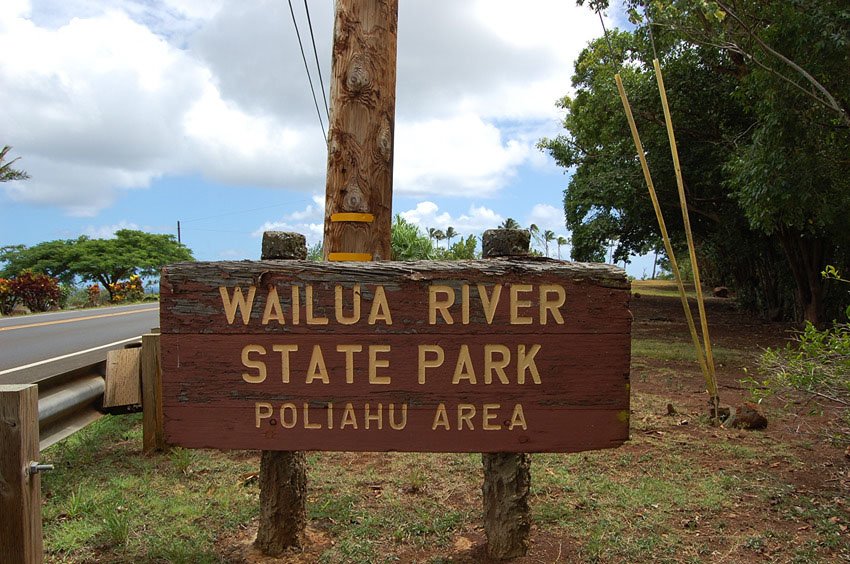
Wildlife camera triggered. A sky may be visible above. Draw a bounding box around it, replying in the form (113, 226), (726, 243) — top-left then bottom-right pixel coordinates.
(0, 0), (653, 276)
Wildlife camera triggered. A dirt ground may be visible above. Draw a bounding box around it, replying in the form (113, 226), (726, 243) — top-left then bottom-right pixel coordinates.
(219, 292), (849, 563)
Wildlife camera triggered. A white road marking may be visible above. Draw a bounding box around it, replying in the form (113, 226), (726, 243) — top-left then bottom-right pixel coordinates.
(0, 336), (143, 375)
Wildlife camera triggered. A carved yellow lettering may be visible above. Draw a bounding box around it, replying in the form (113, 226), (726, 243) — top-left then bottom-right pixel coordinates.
(306, 285), (328, 325)
(340, 402), (358, 429)
(272, 344), (298, 383)
(477, 284), (502, 324)
(241, 344), (267, 384)
(220, 286), (256, 325)
(418, 345), (444, 384)
(484, 344), (510, 384)
(255, 402), (273, 428)
(364, 403), (383, 430)
(429, 285), (454, 324)
(303, 403), (321, 429)
(510, 284), (533, 325)
(452, 345), (477, 384)
(291, 285), (301, 325)
(432, 403), (450, 430)
(482, 403), (502, 430)
(509, 404), (527, 430)
(457, 404), (476, 430)
(336, 344), (362, 384)
(389, 404), (407, 430)
(517, 344), (542, 384)
(327, 402), (334, 429)
(461, 284), (470, 325)
(335, 284), (361, 325)
(369, 345), (391, 384)
(306, 345), (329, 384)
(261, 287), (285, 325)
(280, 403), (297, 429)
(540, 285), (566, 325)
(368, 285), (393, 325)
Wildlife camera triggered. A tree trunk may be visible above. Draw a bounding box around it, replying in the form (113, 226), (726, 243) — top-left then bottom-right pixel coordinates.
(778, 228), (826, 324)
(254, 451), (307, 555)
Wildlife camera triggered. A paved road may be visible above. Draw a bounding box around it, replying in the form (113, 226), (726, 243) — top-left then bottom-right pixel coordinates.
(0, 304), (159, 382)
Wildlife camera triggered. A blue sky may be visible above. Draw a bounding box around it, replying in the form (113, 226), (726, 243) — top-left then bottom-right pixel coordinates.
(0, 0), (652, 276)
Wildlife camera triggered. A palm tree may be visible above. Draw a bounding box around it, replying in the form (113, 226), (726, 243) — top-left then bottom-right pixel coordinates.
(0, 146), (29, 183)
(528, 223), (542, 252)
(556, 236), (568, 260)
(445, 226), (457, 248)
(427, 227), (438, 244)
(433, 229), (446, 248)
(499, 217), (521, 230)
(542, 230), (556, 257)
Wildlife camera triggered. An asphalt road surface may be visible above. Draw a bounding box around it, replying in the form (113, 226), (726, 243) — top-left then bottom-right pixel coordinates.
(0, 303), (159, 382)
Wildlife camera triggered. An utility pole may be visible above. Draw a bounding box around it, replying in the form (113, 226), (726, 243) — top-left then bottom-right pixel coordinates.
(177, 221), (181, 244)
(323, 0), (398, 261)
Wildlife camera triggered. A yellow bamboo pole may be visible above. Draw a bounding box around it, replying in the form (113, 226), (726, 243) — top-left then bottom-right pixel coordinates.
(613, 73), (715, 401)
(652, 59), (720, 409)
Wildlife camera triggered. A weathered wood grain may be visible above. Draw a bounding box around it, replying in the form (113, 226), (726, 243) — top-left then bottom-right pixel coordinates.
(104, 348), (141, 407)
(323, 0), (398, 261)
(160, 258), (631, 453)
(0, 385), (42, 564)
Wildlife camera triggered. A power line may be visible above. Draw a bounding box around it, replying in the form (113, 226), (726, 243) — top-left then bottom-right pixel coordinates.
(287, 0), (327, 144)
(303, 0), (330, 120)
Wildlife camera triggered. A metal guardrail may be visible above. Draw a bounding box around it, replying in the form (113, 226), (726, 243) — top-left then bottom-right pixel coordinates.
(1, 337), (143, 450)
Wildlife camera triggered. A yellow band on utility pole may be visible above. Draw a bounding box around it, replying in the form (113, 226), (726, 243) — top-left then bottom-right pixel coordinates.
(327, 252), (373, 262)
(330, 213), (375, 223)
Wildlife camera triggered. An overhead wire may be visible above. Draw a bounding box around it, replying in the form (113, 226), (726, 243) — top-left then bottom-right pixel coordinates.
(303, 0), (330, 121)
(287, 0), (327, 144)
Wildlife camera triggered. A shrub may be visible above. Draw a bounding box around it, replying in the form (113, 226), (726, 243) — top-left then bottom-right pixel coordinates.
(86, 284), (102, 307)
(0, 277), (17, 315)
(9, 271), (61, 312)
(108, 275), (144, 303)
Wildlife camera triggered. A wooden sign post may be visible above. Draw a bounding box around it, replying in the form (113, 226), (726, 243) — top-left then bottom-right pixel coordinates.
(159, 259), (630, 453)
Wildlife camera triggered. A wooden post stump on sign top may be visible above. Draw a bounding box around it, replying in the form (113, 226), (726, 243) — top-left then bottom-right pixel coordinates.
(324, 0), (398, 262)
(254, 232), (309, 556)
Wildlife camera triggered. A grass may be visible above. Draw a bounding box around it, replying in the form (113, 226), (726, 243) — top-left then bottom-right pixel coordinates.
(631, 279), (697, 298)
(631, 337), (749, 366)
(40, 411), (849, 563)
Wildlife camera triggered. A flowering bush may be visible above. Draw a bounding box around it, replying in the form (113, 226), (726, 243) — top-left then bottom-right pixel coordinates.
(0, 277), (17, 315)
(9, 271), (61, 312)
(87, 284), (102, 307)
(108, 275), (144, 303)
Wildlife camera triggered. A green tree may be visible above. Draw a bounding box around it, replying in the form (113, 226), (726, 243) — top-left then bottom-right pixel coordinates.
(542, 230), (557, 257)
(556, 236), (569, 260)
(499, 218), (521, 230)
(445, 226), (457, 248)
(69, 230), (194, 300)
(0, 146), (29, 183)
(442, 235), (479, 260)
(391, 216), (435, 260)
(1, 239), (82, 284)
(541, 3), (850, 322)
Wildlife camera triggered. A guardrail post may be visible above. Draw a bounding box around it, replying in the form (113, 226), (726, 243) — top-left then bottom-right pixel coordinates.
(481, 229), (532, 559)
(141, 333), (165, 453)
(1, 384), (43, 564)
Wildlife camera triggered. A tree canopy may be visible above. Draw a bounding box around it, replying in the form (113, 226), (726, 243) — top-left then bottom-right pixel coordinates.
(541, 0), (850, 322)
(0, 146), (29, 183)
(1, 230), (194, 299)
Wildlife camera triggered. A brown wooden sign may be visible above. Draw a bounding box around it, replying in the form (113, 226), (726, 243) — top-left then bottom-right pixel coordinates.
(159, 258), (631, 453)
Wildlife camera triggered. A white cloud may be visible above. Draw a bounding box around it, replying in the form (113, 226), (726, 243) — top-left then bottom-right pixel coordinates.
(1, 0), (601, 215)
(82, 220), (141, 239)
(400, 201), (502, 235)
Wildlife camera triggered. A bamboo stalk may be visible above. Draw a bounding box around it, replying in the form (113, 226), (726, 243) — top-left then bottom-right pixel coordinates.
(652, 59), (720, 408)
(613, 73), (715, 399)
